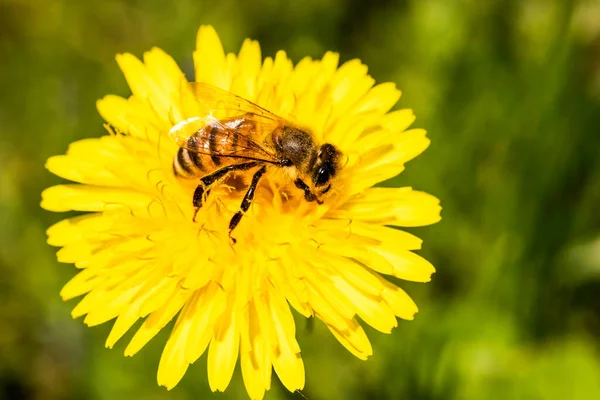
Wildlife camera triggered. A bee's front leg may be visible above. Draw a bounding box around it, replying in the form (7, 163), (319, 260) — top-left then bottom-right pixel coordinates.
(294, 178), (322, 204)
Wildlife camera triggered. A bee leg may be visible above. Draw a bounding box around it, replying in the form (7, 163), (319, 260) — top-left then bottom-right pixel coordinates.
(229, 165), (267, 243)
(294, 178), (321, 204)
(190, 161), (262, 222)
(192, 183), (211, 222)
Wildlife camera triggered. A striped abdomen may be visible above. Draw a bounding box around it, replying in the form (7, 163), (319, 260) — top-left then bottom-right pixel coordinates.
(173, 147), (207, 178)
(172, 118), (259, 179)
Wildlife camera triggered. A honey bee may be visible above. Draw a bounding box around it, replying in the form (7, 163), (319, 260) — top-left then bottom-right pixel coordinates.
(169, 83), (342, 242)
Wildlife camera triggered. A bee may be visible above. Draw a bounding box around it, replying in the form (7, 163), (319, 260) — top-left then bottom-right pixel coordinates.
(169, 83), (343, 243)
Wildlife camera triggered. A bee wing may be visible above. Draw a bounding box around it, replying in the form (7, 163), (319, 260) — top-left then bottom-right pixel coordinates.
(168, 115), (277, 162)
(169, 83), (286, 163)
(186, 82), (284, 122)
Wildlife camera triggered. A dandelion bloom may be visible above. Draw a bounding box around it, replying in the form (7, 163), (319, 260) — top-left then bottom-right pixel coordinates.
(42, 25), (441, 399)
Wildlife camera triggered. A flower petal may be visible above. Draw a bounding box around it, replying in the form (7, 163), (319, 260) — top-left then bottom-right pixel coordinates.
(194, 25), (229, 88)
(330, 187), (442, 227)
(240, 302), (271, 400)
(105, 275), (177, 348)
(156, 296), (196, 389)
(41, 184), (153, 213)
(333, 278), (397, 333)
(125, 286), (191, 357)
(326, 318), (373, 360)
(207, 295), (240, 392)
(346, 128), (430, 192)
(257, 289), (304, 393)
(184, 282), (227, 364)
(378, 276), (419, 320)
(367, 245), (436, 282)
(231, 38), (262, 99)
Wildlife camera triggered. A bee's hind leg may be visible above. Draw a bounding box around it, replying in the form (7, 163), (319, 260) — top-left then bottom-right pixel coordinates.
(191, 161), (262, 222)
(229, 165), (267, 244)
(192, 183), (211, 222)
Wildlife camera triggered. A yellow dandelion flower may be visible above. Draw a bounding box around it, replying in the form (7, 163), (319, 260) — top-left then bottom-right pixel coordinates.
(41, 25), (441, 399)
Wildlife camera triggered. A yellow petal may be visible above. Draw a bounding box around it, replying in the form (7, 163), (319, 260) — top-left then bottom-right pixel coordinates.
(240, 303), (270, 400)
(332, 277), (397, 333)
(378, 277), (419, 320)
(328, 255), (383, 297)
(96, 95), (163, 141)
(349, 129), (431, 190)
(329, 59), (373, 115)
(355, 109), (417, 151)
(144, 47), (187, 101)
(83, 284), (142, 327)
(264, 255), (312, 318)
(369, 245), (436, 282)
(258, 289), (304, 393)
(47, 217), (85, 246)
(207, 295), (239, 392)
(194, 25), (229, 88)
(349, 221), (423, 250)
(326, 318), (373, 360)
(116, 52), (175, 122)
(231, 38), (262, 99)
(46, 155), (122, 187)
(56, 240), (96, 264)
(125, 286), (191, 357)
(184, 281), (227, 364)
(41, 184), (153, 213)
(157, 292), (201, 390)
(331, 187), (442, 227)
(381, 108), (416, 132)
(137, 275), (180, 318)
(262, 50), (295, 116)
(305, 273), (355, 327)
(60, 269), (102, 300)
(105, 275), (176, 348)
(352, 82), (401, 115)
(291, 52), (340, 137)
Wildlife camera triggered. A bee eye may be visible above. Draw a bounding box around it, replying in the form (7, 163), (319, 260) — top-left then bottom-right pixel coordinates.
(313, 165), (331, 187)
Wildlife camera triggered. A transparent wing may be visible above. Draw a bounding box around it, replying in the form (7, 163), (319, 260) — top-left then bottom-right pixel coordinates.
(187, 82), (283, 121)
(168, 83), (288, 163)
(168, 115), (277, 161)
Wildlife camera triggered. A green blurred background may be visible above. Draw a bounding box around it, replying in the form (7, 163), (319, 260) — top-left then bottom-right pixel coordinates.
(2, 0), (600, 399)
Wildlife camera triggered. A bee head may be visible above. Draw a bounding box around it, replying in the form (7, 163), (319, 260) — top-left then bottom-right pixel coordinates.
(311, 143), (341, 193)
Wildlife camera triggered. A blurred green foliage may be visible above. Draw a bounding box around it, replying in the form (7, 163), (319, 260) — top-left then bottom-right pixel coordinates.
(2, 0), (600, 399)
